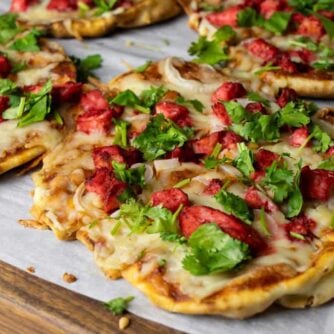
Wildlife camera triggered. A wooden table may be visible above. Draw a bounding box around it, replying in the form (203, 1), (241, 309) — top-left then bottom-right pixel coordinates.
(0, 261), (183, 334)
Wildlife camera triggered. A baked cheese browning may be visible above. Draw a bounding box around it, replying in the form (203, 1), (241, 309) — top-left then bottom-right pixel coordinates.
(10, 0), (181, 38)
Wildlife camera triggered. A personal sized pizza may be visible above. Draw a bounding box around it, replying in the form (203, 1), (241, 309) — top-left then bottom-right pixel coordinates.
(9, 0), (181, 38)
(28, 58), (334, 318)
(0, 13), (85, 174)
(30, 57), (238, 240)
(78, 90), (334, 318)
(181, 0), (334, 98)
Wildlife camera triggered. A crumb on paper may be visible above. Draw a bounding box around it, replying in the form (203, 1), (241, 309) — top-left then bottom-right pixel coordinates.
(62, 272), (78, 283)
(26, 266), (35, 274)
(125, 39), (162, 52)
(119, 316), (130, 330)
(120, 59), (134, 71)
(18, 219), (49, 230)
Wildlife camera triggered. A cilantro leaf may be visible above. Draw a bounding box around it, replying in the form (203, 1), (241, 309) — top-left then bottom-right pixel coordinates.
(261, 12), (292, 34)
(116, 199), (181, 235)
(254, 64), (281, 75)
(175, 96), (204, 113)
(10, 28), (43, 52)
(224, 101), (249, 123)
(71, 54), (103, 82)
(233, 143), (255, 177)
(318, 158), (334, 170)
(0, 78), (17, 94)
(94, 0), (118, 16)
(286, 187), (303, 218)
(182, 224), (251, 275)
(0, 13), (20, 44)
(112, 86), (166, 114)
(112, 161), (146, 187)
(134, 60), (152, 73)
(202, 143), (229, 169)
(215, 189), (253, 224)
(160, 232), (187, 244)
(260, 161), (295, 203)
(113, 119), (129, 148)
(188, 26), (235, 65)
(237, 8), (258, 27)
(132, 114), (193, 161)
(104, 296), (134, 315)
(278, 101), (312, 127)
(247, 92), (270, 107)
(317, 13), (334, 38)
(310, 124), (332, 153)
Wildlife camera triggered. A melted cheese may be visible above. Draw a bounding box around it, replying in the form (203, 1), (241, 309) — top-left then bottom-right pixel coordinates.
(16, 63), (59, 86)
(0, 120), (61, 160)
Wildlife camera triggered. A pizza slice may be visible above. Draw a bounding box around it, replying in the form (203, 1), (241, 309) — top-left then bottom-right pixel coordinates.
(76, 66), (334, 318)
(182, 0), (334, 98)
(0, 13), (88, 174)
(9, 0), (181, 38)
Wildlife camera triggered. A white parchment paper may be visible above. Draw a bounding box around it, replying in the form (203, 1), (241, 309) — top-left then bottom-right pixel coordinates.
(0, 2), (334, 333)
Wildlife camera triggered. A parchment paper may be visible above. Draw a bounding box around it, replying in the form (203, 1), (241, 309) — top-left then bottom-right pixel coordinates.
(0, 2), (334, 333)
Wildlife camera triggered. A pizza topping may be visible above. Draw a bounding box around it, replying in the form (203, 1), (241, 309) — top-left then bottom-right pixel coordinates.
(233, 143), (255, 177)
(104, 296), (134, 316)
(70, 54), (103, 82)
(215, 188), (253, 225)
(211, 82), (247, 103)
(300, 166), (334, 201)
(285, 215), (316, 243)
(182, 223), (251, 275)
(85, 168), (127, 213)
(179, 205), (267, 254)
(192, 132), (220, 155)
(0, 95), (9, 122)
(295, 15), (325, 39)
(112, 161), (146, 187)
(10, 0), (39, 12)
(188, 26), (234, 65)
(0, 55), (12, 78)
(288, 127), (310, 147)
(203, 179), (223, 195)
(244, 187), (278, 212)
(132, 114), (193, 161)
(112, 86), (166, 114)
(80, 89), (110, 112)
(212, 103), (231, 126)
(245, 102), (266, 114)
(151, 188), (190, 213)
(92, 145), (127, 169)
(246, 38), (279, 63)
(276, 88), (298, 108)
(260, 0), (284, 19)
(113, 119), (129, 148)
(9, 28), (42, 52)
(205, 5), (243, 28)
(52, 82), (82, 104)
(47, 0), (94, 12)
(155, 101), (192, 128)
(254, 149), (280, 171)
(76, 108), (114, 134)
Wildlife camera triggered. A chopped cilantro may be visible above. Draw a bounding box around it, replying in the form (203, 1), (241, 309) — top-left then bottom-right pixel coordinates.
(182, 223), (251, 275)
(94, 0), (118, 16)
(237, 7), (258, 27)
(0, 13), (20, 45)
(215, 189), (253, 224)
(71, 54), (103, 82)
(259, 208), (271, 237)
(286, 187), (303, 218)
(10, 28), (43, 52)
(310, 124), (332, 153)
(134, 60), (152, 73)
(278, 101), (312, 127)
(112, 86), (166, 114)
(233, 143), (255, 177)
(113, 119), (129, 148)
(104, 296), (134, 315)
(318, 158), (334, 170)
(317, 13), (334, 39)
(261, 12), (292, 34)
(160, 232), (187, 244)
(174, 178), (191, 188)
(132, 114), (193, 161)
(175, 96), (204, 113)
(254, 64), (281, 75)
(188, 26), (235, 65)
(0, 78), (17, 95)
(247, 92), (270, 107)
(203, 143), (229, 169)
(112, 161), (146, 187)
(289, 231), (306, 241)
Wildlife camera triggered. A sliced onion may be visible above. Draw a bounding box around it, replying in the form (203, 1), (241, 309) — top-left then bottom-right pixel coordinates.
(219, 164), (242, 178)
(154, 158), (180, 172)
(163, 57), (220, 94)
(131, 163), (154, 183)
(45, 211), (64, 231)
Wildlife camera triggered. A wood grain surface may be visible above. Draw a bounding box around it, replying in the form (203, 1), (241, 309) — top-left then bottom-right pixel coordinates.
(0, 261), (183, 334)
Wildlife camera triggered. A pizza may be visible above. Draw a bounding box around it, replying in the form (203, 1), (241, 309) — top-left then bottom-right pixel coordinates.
(9, 0), (182, 38)
(0, 13), (82, 174)
(27, 57), (334, 318)
(180, 0), (334, 98)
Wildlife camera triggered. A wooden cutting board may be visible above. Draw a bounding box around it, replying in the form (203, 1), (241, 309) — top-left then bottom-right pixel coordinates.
(0, 261), (183, 334)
